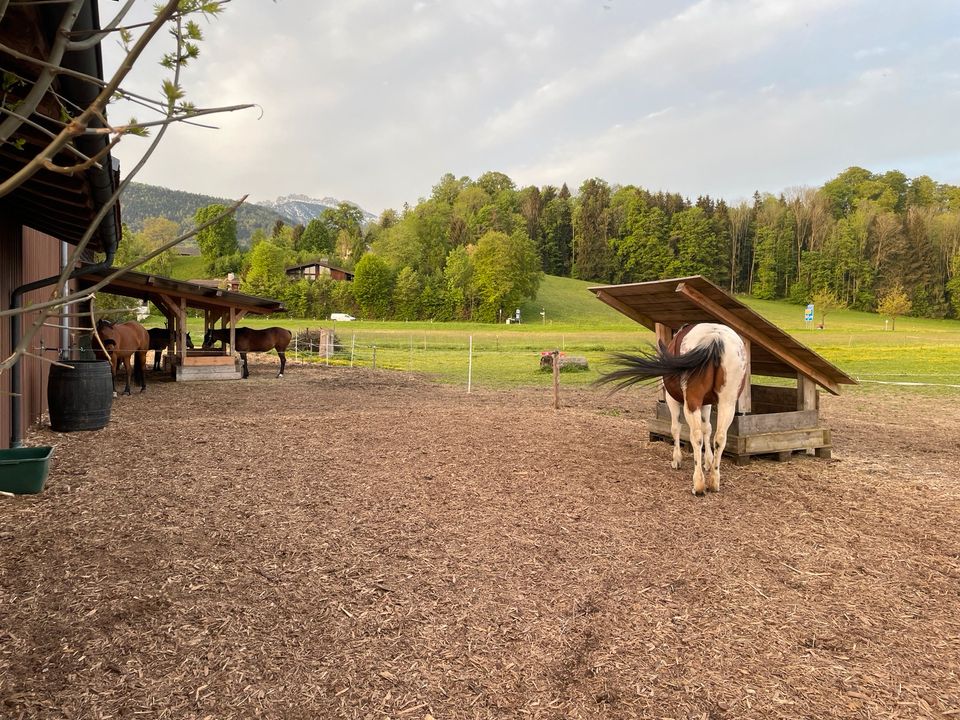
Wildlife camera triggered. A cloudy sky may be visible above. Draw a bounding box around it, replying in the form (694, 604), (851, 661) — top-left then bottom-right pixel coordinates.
(99, 0), (960, 216)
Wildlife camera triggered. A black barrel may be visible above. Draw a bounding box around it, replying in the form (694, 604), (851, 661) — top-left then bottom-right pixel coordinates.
(47, 360), (114, 432)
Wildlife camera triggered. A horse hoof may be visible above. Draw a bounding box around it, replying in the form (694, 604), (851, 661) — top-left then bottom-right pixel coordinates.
(277, 373), (283, 379)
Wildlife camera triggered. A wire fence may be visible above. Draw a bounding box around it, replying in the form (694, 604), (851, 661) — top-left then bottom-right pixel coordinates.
(283, 327), (607, 390)
(276, 325), (960, 391)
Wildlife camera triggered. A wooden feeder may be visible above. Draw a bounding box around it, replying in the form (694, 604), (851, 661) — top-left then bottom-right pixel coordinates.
(589, 276), (858, 464)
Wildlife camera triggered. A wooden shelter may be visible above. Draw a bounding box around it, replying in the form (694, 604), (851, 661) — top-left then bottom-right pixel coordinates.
(77, 268), (284, 381)
(589, 276), (858, 464)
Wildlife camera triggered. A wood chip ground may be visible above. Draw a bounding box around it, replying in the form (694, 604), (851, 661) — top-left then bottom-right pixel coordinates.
(2, 362), (959, 719)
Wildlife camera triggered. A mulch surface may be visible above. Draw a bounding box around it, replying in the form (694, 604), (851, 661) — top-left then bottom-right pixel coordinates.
(2, 362), (959, 719)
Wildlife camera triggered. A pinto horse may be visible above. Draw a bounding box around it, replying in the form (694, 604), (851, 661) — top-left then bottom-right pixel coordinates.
(147, 327), (193, 371)
(95, 319), (150, 395)
(202, 326), (292, 379)
(597, 323), (747, 495)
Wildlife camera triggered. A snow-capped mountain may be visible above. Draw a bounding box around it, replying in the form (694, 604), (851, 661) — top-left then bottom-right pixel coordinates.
(258, 194), (377, 226)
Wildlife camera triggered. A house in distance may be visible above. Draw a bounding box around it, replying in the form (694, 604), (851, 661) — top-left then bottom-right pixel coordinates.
(285, 259), (354, 282)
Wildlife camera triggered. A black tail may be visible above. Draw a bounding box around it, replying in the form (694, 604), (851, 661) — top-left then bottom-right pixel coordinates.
(594, 339), (724, 392)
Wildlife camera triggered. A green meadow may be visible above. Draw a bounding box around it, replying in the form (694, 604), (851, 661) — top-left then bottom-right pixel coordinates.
(167, 275), (960, 394)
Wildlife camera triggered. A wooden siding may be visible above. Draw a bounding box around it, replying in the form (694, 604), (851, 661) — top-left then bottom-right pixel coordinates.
(0, 214), (20, 449)
(1, 222), (66, 448)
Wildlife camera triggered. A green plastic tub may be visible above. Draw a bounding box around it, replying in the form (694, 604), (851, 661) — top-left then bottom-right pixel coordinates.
(0, 446), (55, 494)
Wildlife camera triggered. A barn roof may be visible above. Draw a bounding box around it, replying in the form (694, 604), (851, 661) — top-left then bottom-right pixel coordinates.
(76, 267), (284, 315)
(589, 275), (857, 395)
(0, 1), (120, 253)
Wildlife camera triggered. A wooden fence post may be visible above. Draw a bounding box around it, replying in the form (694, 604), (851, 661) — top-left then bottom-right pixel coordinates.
(551, 349), (560, 409)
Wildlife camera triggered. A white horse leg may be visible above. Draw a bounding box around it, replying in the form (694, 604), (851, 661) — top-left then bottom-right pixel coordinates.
(683, 403), (706, 495)
(701, 404), (714, 471)
(666, 392), (683, 469)
(709, 398), (737, 492)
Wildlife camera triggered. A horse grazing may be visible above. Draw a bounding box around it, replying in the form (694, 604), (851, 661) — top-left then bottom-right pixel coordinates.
(95, 319), (150, 395)
(202, 326), (292, 379)
(147, 327), (193, 371)
(596, 323), (747, 495)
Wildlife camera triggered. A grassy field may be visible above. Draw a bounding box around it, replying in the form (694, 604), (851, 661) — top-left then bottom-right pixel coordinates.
(148, 274), (960, 393)
(168, 254), (206, 281)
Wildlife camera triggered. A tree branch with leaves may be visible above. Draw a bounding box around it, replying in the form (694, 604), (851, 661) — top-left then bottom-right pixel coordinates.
(0, 0), (255, 375)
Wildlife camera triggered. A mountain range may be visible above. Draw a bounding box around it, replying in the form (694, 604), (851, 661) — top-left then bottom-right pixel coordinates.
(119, 182), (376, 246)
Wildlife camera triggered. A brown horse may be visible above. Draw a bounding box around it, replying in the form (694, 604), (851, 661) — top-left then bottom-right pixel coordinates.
(596, 323), (747, 495)
(95, 319), (150, 395)
(202, 326), (292, 379)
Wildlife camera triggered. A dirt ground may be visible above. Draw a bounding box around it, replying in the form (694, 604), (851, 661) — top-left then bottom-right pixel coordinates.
(2, 360), (959, 719)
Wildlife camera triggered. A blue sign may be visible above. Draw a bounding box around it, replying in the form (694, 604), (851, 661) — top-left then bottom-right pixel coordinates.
(804, 303), (814, 322)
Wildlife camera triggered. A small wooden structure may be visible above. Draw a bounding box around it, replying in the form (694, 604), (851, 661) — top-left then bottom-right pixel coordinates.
(77, 268), (284, 382)
(589, 276), (858, 464)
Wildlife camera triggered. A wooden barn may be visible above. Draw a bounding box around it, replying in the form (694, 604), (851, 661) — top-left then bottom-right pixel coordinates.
(1, 0), (121, 449)
(590, 276), (858, 464)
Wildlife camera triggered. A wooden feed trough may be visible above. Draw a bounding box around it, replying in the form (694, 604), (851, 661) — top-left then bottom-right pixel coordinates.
(173, 350), (243, 382)
(589, 276), (858, 464)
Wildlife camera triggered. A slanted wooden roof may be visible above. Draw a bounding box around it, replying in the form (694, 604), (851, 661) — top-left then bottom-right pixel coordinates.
(77, 267), (284, 315)
(589, 275), (857, 395)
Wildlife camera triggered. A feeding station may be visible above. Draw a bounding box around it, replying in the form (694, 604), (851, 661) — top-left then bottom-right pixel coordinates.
(77, 268), (284, 381)
(589, 276), (858, 464)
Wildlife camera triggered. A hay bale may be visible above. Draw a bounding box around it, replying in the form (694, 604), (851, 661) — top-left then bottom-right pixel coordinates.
(539, 352), (588, 372)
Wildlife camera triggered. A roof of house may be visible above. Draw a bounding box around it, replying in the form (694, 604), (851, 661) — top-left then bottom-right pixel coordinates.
(0, 1), (120, 253)
(589, 275), (857, 395)
(77, 267), (284, 315)
(285, 259), (354, 275)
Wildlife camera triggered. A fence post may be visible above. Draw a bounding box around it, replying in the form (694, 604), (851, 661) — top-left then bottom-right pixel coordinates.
(409, 334), (413, 372)
(467, 335), (473, 393)
(372, 345), (377, 370)
(552, 349), (560, 409)
(350, 333), (355, 367)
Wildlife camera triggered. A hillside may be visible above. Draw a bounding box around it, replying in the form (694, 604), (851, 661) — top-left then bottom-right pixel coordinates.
(120, 183), (377, 247)
(120, 182), (287, 246)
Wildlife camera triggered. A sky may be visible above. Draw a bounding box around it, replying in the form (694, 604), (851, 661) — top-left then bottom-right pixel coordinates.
(99, 0), (960, 217)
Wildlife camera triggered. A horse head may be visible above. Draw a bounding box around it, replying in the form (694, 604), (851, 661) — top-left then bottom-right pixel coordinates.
(186, 332), (195, 349)
(202, 328), (215, 349)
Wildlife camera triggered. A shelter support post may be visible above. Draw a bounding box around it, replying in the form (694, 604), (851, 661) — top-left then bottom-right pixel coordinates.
(179, 297), (187, 365)
(229, 307), (236, 356)
(655, 322), (673, 403)
(737, 338), (752, 414)
(797, 374), (817, 411)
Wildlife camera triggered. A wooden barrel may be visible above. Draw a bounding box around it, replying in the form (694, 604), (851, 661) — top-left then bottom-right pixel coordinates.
(47, 360), (114, 432)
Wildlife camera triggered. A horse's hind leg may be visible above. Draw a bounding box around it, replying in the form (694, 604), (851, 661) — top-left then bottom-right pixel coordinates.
(277, 351), (286, 378)
(701, 404), (714, 472)
(121, 356), (132, 395)
(666, 392), (683, 469)
(708, 399), (737, 492)
(683, 402), (707, 495)
(136, 351), (147, 392)
(240, 352), (249, 379)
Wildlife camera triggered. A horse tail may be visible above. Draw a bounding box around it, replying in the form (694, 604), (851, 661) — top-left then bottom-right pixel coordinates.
(595, 338), (725, 392)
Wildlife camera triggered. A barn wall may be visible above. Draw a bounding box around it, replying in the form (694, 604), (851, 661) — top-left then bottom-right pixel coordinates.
(0, 223), (67, 448)
(0, 213), (22, 449)
(21, 227), (66, 438)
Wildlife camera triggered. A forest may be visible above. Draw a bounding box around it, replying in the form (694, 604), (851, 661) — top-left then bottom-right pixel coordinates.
(121, 166), (960, 322)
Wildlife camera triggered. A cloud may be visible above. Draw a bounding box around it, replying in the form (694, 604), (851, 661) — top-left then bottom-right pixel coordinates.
(100, 0), (960, 214)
